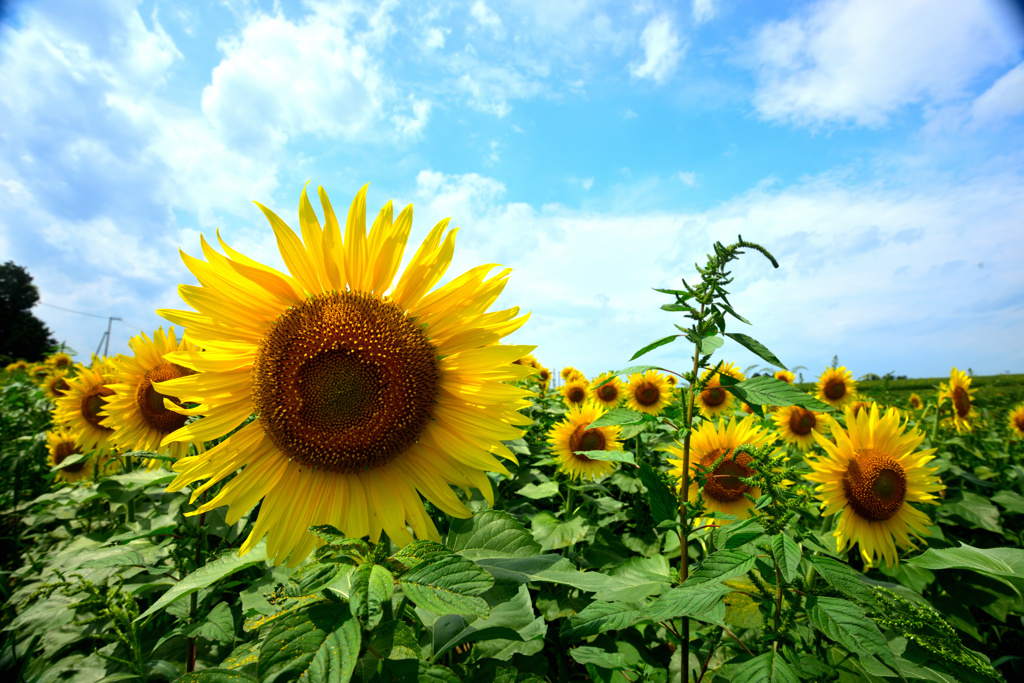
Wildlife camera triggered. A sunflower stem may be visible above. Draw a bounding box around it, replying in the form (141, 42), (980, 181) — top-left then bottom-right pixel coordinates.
(186, 491), (208, 673)
(564, 483), (574, 519)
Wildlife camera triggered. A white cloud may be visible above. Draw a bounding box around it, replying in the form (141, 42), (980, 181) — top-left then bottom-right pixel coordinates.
(752, 0), (1023, 127)
(453, 54), (546, 117)
(678, 171), (697, 186)
(630, 14), (684, 84)
(582, 177), (594, 190)
(391, 97), (433, 138)
(970, 61), (1024, 125)
(624, 108), (638, 119)
(470, 1), (503, 33)
(424, 26), (448, 51)
(693, 0), (717, 24)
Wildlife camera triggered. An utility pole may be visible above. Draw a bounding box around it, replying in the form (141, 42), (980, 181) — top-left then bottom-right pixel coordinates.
(95, 316), (122, 357)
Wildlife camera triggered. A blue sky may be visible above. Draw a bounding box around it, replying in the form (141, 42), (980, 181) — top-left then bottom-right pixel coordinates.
(2, 0), (1023, 381)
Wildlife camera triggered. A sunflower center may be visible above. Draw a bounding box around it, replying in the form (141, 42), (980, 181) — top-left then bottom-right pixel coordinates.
(137, 362), (194, 434)
(636, 382), (661, 406)
(53, 440), (85, 473)
(701, 448), (753, 502)
(252, 291), (440, 474)
(52, 378), (70, 395)
(789, 408), (815, 435)
(570, 427), (606, 459)
(824, 379), (847, 401)
(566, 386), (587, 404)
(1015, 414), (1024, 433)
(81, 385), (115, 431)
(952, 386), (971, 418)
(841, 448), (907, 521)
(702, 386), (726, 407)
(596, 383), (619, 402)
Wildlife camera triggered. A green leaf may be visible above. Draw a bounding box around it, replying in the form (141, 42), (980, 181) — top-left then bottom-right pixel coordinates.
(447, 509), (542, 559)
(938, 492), (1003, 533)
(644, 583), (731, 624)
(724, 333), (787, 370)
(137, 542), (268, 621)
(721, 375), (833, 411)
(399, 555), (492, 617)
(637, 461), (678, 527)
(530, 513), (589, 551)
(698, 334), (724, 355)
(515, 481), (560, 499)
(433, 584), (543, 661)
(992, 490), (1024, 514)
(630, 334), (681, 361)
(174, 670), (257, 683)
(728, 651), (800, 683)
(608, 365), (669, 378)
(309, 526), (370, 553)
(771, 533), (801, 584)
(560, 601), (642, 641)
(569, 646), (628, 670)
(684, 549), (757, 586)
(350, 564), (394, 630)
(806, 596), (893, 665)
(808, 556), (879, 609)
(417, 663), (462, 683)
(712, 518), (765, 550)
(474, 556), (622, 592)
(907, 543), (1024, 597)
(575, 450), (635, 464)
(586, 407), (645, 429)
(181, 602), (235, 644)
(257, 601), (360, 683)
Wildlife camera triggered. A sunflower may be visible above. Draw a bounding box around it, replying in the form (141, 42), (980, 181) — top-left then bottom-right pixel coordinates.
(47, 427), (118, 483)
(848, 400), (872, 420)
(47, 352), (74, 370)
(815, 366), (857, 409)
(695, 362), (745, 418)
(513, 353), (539, 370)
(773, 405), (828, 452)
(157, 184), (533, 566)
(561, 366), (585, 382)
(5, 361), (28, 374)
(1008, 403), (1024, 439)
(590, 372), (623, 409)
(53, 364), (117, 452)
(562, 377), (590, 407)
(42, 370), (72, 399)
(102, 328), (199, 467)
(536, 365), (552, 391)
(806, 403), (943, 568)
(666, 375), (678, 387)
(774, 369), (795, 384)
(548, 402), (623, 482)
(938, 367), (976, 433)
(30, 364), (50, 383)
(626, 370), (671, 416)
(666, 415), (778, 523)
(908, 393), (923, 410)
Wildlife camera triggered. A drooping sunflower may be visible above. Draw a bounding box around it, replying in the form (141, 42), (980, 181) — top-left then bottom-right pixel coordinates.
(773, 405), (828, 452)
(47, 352), (74, 371)
(666, 415), (778, 523)
(908, 393), (923, 410)
(47, 427), (118, 483)
(548, 402), (623, 482)
(157, 184), (534, 566)
(53, 364), (117, 452)
(590, 372), (623, 409)
(562, 377), (590, 407)
(626, 370), (671, 415)
(42, 370), (72, 399)
(938, 367), (976, 433)
(101, 328), (199, 466)
(774, 369), (795, 384)
(806, 403), (944, 568)
(695, 362), (745, 418)
(1008, 403), (1024, 439)
(816, 366), (857, 409)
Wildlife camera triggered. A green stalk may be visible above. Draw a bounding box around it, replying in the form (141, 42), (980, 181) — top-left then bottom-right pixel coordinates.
(186, 491), (208, 673)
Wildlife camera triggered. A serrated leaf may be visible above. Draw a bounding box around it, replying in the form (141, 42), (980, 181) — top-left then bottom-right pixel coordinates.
(569, 646), (629, 670)
(137, 542), (268, 621)
(417, 663), (462, 683)
(350, 564), (394, 630)
(575, 450), (635, 464)
(309, 526), (370, 553)
(729, 651), (800, 683)
(608, 364), (669, 378)
(644, 583), (731, 624)
(174, 670), (257, 683)
(808, 556), (878, 609)
(807, 596), (892, 665)
(474, 556), (622, 592)
(560, 601), (642, 640)
(447, 510), (542, 559)
(181, 602), (235, 644)
(637, 461), (677, 527)
(587, 407), (644, 429)
(713, 518), (765, 550)
(724, 333), (787, 371)
(722, 376), (833, 411)
(630, 334), (681, 361)
(257, 601), (360, 683)
(699, 334), (724, 355)
(399, 555), (492, 617)
(771, 533), (801, 584)
(685, 549), (757, 586)
(530, 513), (589, 551)
(433, 584), (541, 661)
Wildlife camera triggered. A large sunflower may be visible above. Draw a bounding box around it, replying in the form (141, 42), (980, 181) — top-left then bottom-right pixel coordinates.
(548, 402), (623, 482)
(695, 362), (745, 418)
(1008, 403), (1024, 439)
(47, 427), (117, 483)
(625, 370), (671, 415)
(590, 372), (623, 409)
(562, 377), (590, 407)
(816, 366), (857, 409)
(157, 184), (533, 566)
(806, 403), (943, 568)
(102, 328), (199, 466)
(666, 415), (777, 523)
(938, 367), (976, 433)
(53, 364), (117, 452)
(773, 405), (828, 452)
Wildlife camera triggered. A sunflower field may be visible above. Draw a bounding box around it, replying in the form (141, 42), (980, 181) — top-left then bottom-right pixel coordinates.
(3, 186), (1024, 683)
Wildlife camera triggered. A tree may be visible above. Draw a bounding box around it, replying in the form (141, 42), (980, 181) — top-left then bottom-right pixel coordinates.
(0, 261), (56, 363)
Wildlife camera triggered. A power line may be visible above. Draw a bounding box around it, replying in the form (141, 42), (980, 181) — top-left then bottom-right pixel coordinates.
(37, 301), (114, 319)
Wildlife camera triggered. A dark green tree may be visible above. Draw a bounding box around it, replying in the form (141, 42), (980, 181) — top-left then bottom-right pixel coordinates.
(0, 261), (56, 363)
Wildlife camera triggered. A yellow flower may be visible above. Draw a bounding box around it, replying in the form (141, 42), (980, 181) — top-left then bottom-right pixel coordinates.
(590, 372), (624, 409)
(52, 364), (116, 452)
(101, 328), (199, 468)
(695, 362), (745, 418)
(773, 405), (829, 452)
(157, 184), (533, 566)
(536, 365), (552, 390)
(815, 366), (857, 409)
(5, 361), (28, 374)
(666, 415), (777, 523)
(848, 400), (872, 420)
(625, 370), (671, 416)
(806, 403), (943, 568)
(938, 367), (976, 433)
(46, 427), (118, 483)
(774, 370), (795, 384)
(908, 393), (923, 410)
(42, 370), (72, 399)
(561, 366), (585, 382)
(562, 377), (590, 407)
(47, 352), (74, 371)
(548, 402), (623, 482)
(1008, 403), (1024, 439)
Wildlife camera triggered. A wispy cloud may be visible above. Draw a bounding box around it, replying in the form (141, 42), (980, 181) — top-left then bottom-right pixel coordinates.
(631, 14), (684, 84)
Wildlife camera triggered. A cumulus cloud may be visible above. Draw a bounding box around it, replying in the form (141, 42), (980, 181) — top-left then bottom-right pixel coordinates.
(693, 0), (717, 24)
(751, 0), (1023, 127)
(631, 14), (684, 84)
